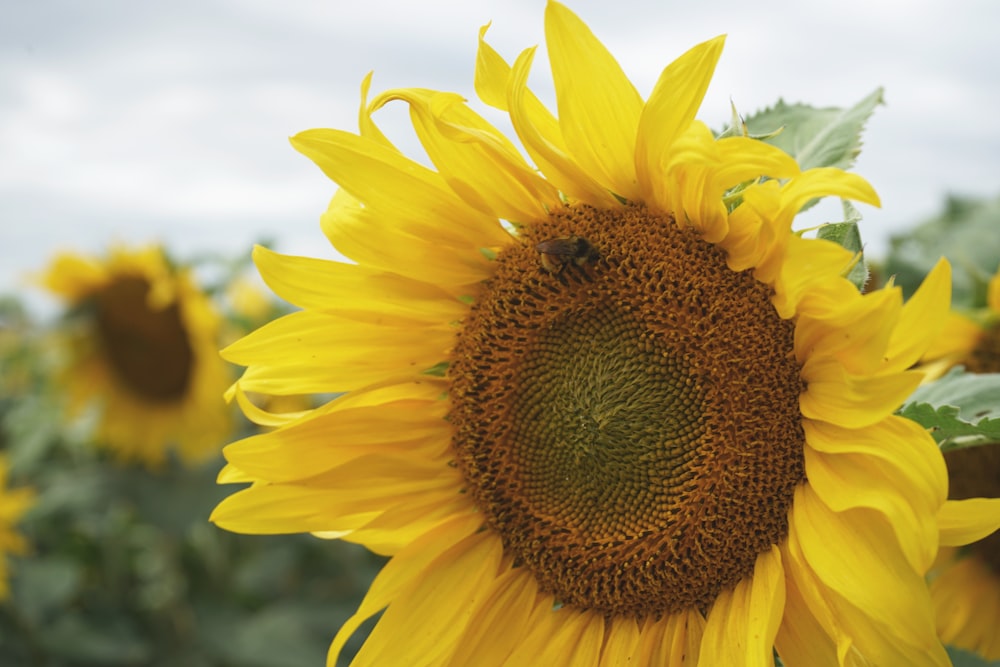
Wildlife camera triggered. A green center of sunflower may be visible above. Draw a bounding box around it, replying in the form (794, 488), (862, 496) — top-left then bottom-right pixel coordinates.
(449, 204), (806, 618)
(945, 444), (1000, 574)
(965, 323), (1000, 374)
(94, 276), (194, 403)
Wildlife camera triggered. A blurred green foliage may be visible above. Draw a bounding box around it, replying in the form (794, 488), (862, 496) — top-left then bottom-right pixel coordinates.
(2, 191), (1000, 665)
(902, 368), (1000, 452)
(883, 195), (1000, 305)
(0, 286), (383, 666)
(950, 647), (1000, 667)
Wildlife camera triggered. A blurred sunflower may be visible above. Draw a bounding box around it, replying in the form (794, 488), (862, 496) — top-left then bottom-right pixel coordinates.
(41, 245), (232, 467)
(211, 3), (993, 664)
(0, 455), (35, 600)
(922, 266), (1000, 377)
(920, 266), (1000, 660)
(932, 444), (1000, 661)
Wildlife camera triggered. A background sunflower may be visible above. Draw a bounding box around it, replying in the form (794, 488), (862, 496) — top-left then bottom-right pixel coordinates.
(39, 245), (234, 467)
(0, 454), (35, 601)
(885, 197), (1000, 667)
(0, 1), (998, 665)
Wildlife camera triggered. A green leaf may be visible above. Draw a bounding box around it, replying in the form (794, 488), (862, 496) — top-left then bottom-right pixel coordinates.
(816, 213), (868, 291)
(11, 558), (83, 624)
(422, 361), (449, 377)
(43, 614), (151, 664)
(883, 194), (1000, 303)
(200, 605), (333, 667)
(947, 646), (1000, 667)
(743, 88), (884, 171)
(899, 368), (1000, 451)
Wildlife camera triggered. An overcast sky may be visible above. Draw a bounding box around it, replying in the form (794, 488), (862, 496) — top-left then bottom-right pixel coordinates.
(3, 0), (999, 312)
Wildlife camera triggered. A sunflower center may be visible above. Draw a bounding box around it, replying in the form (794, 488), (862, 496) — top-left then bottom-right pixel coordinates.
(945, 444), (1000, 574)
(449, 204), (805, 617)
(965, 324), (1000, 374)
(94, 277), (194, 402)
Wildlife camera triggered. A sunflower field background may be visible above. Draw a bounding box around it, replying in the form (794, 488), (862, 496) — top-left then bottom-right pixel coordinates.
(0, 252), (388, 666)
(3, 2), (1000, 666)
(1, 97), (999, 666)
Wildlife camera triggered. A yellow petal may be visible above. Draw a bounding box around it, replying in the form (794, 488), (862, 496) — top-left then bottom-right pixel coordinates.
(722, 180), (783, 273)
(523, 607), (604, 666)
(209, 453), (462, 535)
(500, 598), (564, 663)
(223, 310), (453, 396)
(598, 616), (642, 667)
(475, 25), (616, 206)
(803, 416), (946, 509)
(349, 530), (502, 666)
(883, 258), (952, 373)
(325, 513), (484, 665)
(291, 129), (510, 248)
(938, 497), (1000, 546)
(253, 245), (465, 320)
(791, 486), (951, 665)
(216, 462), (254, 484)
(988, 269), (1000, 311)
(473, 23), (509, 111)
(794, 282), (900, 375)
(804, 415), (942, 471)
(357, 71), (395, 148)
(639, 610), (704, 666)
(636, 36), (725, 203)
(37, 252), (109, 300)
(774, 538), (841, 667)
(800, 356), (923, 429)
(931, 552), (1000, 659)
(320, 188), (500, 288)
(545, 0), (642, 199)
(804, 445), (939, 573)
(922, 312), (985, 363)
(772, 234), (854, 319)
(223, 399), (449, 482)
(778, 168), (880, 218)
(698, 545), (783, 667)
(508, 46), (619, 206)
(445, 567), (543, 666)
(369, 88), (558, 221)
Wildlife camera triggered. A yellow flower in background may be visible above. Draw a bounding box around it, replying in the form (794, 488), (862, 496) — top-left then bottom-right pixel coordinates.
(223, 275), (275, 329)
(921, 266), (1000, 660)
(211, 2), (983, 664)
(931, 444), (1000, 661)
(0, 455), (35, 600)
(922, 266), (1000, 376)
(41, 245), (232, 467)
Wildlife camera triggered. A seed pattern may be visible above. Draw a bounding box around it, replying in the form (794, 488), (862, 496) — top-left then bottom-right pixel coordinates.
(450, 204), (806, 617)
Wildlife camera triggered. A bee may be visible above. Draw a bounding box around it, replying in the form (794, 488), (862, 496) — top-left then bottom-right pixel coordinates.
(535, 235), (600, 273)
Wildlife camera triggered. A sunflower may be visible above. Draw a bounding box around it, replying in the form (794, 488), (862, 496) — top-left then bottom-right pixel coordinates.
(0, 455), (35, 600)
(919, 266), (1000, 660)
(41, 245), (232, 467)
(922, 266), (1000, 377)
(931, 445), (1000, 661)
(211, 3), (993, 664)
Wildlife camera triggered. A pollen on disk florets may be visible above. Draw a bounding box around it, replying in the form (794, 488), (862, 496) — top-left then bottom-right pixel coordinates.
(448, 204), (806, 617)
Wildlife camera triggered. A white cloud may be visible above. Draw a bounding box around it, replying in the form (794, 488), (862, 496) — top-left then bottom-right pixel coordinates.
(3, 0), (999, 310)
